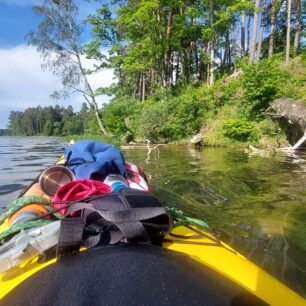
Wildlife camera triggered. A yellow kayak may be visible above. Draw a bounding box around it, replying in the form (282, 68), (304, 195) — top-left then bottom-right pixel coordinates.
(0, 215), (305, 305)
(0, 151), (305, 305)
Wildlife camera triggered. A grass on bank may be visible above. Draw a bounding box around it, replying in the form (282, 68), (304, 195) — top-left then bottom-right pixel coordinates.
(60, 134), (121, 146)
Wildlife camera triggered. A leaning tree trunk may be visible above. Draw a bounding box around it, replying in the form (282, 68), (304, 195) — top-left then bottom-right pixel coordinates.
(293, 0), (301, 53)
(75, 53), (108, 135)
(268, 0), (276, 57)
(256, 0), (267, 61)
(286, 0), (292, 63)
(249, 0), (260, 63)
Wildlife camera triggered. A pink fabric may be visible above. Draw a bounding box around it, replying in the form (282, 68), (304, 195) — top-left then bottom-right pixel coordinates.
(52, 179), (112, 215)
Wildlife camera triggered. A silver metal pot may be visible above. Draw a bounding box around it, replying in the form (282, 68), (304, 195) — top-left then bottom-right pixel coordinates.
(39, 165), (74, 197)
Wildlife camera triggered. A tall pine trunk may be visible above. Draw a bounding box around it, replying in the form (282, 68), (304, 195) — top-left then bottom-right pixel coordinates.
(268, 0), (276, 57)
(192, 18), (200, 80)
(208, 0), (214, 85)
(294, 0), (301, 53)
(142, 71), (146, 103)
(256, 0), (267, 61)
(247, 15), (251, 55)
(241, 9), (245, 57)
(207, 41), (210, 86)
(164, 8), (174, 87)
(286, 0), (292, 63)
(249, 0), (260, 63)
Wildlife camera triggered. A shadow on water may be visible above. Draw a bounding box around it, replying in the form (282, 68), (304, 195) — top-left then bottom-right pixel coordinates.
(0, 184), (26, 195)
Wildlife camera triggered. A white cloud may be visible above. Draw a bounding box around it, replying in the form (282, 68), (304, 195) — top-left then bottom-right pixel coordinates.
(0, 45), (115, 128)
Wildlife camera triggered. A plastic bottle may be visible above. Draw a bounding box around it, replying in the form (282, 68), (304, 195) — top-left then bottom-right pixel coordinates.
(0, 221), (60, 273)
(104, 174), (128, 193)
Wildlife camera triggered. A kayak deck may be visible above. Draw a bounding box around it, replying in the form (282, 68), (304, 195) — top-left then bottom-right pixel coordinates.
(0, 222), (305, 305)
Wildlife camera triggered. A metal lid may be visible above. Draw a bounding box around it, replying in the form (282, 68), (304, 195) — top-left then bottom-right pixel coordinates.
(39, 166), (74, 197)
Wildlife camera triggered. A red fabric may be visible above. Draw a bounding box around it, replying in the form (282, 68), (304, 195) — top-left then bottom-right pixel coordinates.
(124, 162), (147, 182)
(52, 179), (112, 215)
(126, 173), (151, 192)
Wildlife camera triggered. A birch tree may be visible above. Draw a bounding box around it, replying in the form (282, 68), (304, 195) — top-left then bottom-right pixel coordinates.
(28, 0), (108, 135)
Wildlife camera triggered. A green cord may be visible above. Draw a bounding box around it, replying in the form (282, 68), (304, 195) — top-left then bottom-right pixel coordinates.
(0, 220), (52, 242)
(0, 195), (57, 225)
(167, 207), (209, 230)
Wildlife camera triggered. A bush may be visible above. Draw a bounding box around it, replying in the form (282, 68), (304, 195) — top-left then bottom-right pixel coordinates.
(241, 57), (289, 119)
(223, 119), (259, 142)
(103, 97), (140, 136)
(43, 120), (54, 136)
(53, 121), (63, 136)
(137, 102), (171, 143)
(62, 116), (84, 135)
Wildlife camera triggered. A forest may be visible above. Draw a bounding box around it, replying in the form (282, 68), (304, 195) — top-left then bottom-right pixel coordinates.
(6, 0), (306, 146)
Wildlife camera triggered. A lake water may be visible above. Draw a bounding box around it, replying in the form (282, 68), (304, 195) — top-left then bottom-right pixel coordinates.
(0, 136), (305, 297)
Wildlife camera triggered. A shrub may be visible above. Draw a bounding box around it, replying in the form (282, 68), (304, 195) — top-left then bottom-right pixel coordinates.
(103, 97), (140, 136)
(62, 116), (84, 135)
(241, 57), (289, 119)
(223, 119), (259, 142)
(137, 102), (171, 143)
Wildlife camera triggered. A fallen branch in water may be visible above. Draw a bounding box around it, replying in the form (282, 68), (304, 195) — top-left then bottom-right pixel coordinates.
(145, 139), (162, 164)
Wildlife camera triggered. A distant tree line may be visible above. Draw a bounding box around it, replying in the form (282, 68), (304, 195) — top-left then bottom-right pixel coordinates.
(8, 103), (93, 136)
(0, 129), (11, 136)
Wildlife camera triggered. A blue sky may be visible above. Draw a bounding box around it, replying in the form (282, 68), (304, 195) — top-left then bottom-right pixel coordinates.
(0, 0), (113, 129)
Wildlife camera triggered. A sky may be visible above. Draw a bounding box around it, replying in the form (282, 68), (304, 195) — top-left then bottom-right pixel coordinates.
(0, 0), (114, 129)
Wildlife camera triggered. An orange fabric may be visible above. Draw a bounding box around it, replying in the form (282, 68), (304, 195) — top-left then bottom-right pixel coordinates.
(24, 183), (50, 199)
(8, 204), (50, 225)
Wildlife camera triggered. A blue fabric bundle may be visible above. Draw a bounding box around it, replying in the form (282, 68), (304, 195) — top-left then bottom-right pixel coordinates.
(64, 140), (126, 180)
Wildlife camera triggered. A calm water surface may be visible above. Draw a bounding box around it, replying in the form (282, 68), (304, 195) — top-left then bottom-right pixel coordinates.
(0, 136), (305, 297)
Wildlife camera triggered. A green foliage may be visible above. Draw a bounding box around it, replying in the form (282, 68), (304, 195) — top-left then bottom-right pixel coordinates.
(137, 102), (170, 143)
(9, 105), (86, 137)
(99, 85), (212, 143)
(240, 57), (289, 118)
(11, 0), (305, 147)
(103, 97), (140, 136)
(53, 121), (63, 136)
(84, 112), (101, 135)
(223, 119), (259, 142)
(43, 120), (54, 136)
(62, 116), (84, 136)
(0, 129), (11, 136)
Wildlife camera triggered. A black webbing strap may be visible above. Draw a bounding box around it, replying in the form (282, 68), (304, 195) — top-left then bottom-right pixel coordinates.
(56, 218), (84, 258)
(57, 203), (171, 258)
(93, 207), (170, 223)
